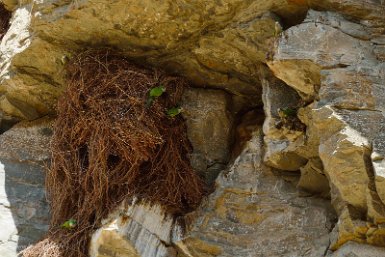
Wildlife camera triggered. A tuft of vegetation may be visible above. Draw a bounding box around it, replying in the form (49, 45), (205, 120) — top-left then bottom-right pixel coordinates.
(22, 50), (205, 257)
(146, 85), (166, 107)
(61, 219), (77, 230)
(278, 107), (297, 117)
(275, 107), (305, 131)
(167, 106), (183, 118)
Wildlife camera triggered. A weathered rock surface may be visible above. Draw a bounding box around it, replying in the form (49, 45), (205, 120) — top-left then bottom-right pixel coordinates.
(182, 88), (234, 184)
(0, 0), (311, 119)
(268, 9), (383, 100)
(297, 158), (330, 197)
(262, 75), (307, 171)
(176, 128), (336, 257)
(328, 241), (385, 257)
(90, 203), (179, 257)
(268, 5), (385, 249)
(92, 128), (337, 257)
(1, 0), (385, 256)
(0, 118), (51, 256)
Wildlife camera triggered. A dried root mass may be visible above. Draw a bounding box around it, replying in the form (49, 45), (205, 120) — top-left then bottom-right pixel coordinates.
(23, 50), (205, 257)
(0, 4), (11, 40)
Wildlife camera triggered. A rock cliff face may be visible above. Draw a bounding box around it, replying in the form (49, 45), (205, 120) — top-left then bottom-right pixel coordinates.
(0, 118), (51, 256)
(268, 6), (385, 250)
(0, 0), (385, 257)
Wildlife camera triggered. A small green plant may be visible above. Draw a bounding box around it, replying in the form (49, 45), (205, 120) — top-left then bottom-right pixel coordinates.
(167, 107), (183, 117)
(278, 107), (297, 117)
(149, 85), (166, 97)
(146, 85), (166, 107)
(61, 219), (77, 230)
(275, 107), (305, 131)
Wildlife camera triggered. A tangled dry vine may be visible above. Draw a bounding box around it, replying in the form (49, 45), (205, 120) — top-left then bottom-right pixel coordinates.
(0, 4), (11, 40)
(22, 50), (205, 257)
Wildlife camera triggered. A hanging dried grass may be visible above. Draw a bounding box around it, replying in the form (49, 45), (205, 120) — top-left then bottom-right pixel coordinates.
(0, 3), (11, 40)
(22, 50), (205, 257)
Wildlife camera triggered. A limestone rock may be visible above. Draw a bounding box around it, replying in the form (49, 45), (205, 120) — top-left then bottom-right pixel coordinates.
(175, 129), (336, 257)
(0, 0), (310, 119)
(0, 118), (51, 256)
(262, 75), (307, 171)
(268, 5), (385, 248)
(318, 65), (385, 111)
(90, 204), (180, 257)
(1, 0), (385, 255)
(90, 129), (336, 257)
(0, 4), (64, 120)
(298, 158), (330, 197)
(182, 88), (234, 184)
(309, 0), (385, 33)
(268, 9), (380, 100)
(328, 241), (385, 257)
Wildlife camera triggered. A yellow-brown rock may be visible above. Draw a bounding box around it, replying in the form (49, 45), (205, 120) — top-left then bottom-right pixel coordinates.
(268, 4), (385, 250)
(1, 0), (385, 256)
(0, 0), (309, 119)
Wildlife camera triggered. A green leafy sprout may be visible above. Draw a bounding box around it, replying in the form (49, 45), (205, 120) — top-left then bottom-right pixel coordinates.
(61, 218), (77, 230)
(278, 107), (297, 117)
(146, 85), (166, 107)
(167, 107), (183, 117)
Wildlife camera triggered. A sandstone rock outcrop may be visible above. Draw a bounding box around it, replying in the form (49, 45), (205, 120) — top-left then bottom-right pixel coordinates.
(0, 0), (310, 120)
(1, 0), (385, 256)
(182, 88), (234, 184)
(268, 5), (385, 249)
(175, 128), (336, 257)
(92, 129), (337, 257)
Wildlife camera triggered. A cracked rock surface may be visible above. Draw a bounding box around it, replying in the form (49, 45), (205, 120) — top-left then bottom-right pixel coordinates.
(267, 5), (385, 250)
(1, 0), (385, 256)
